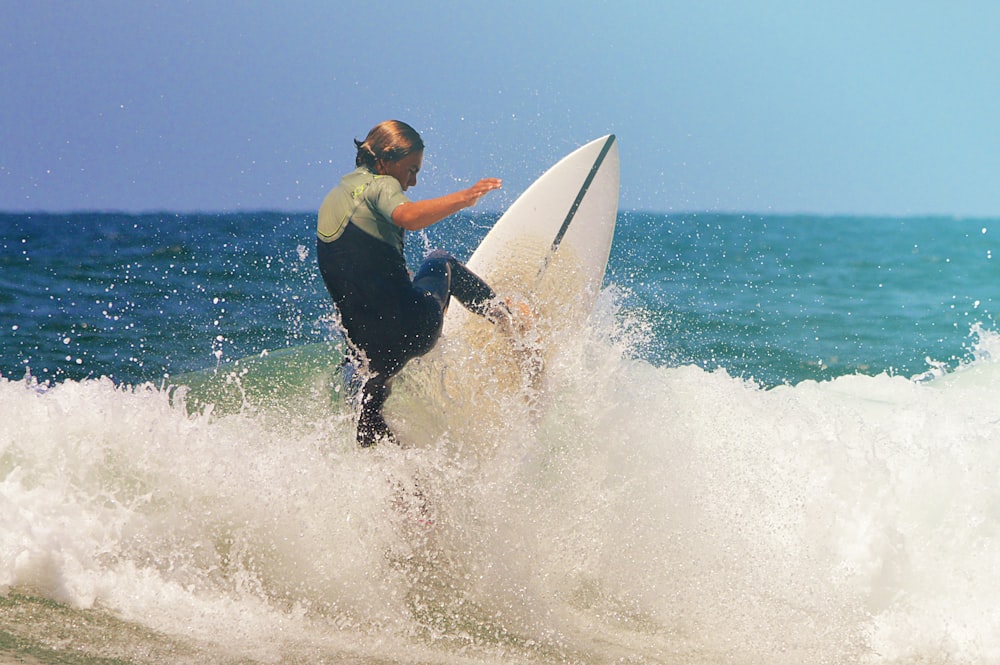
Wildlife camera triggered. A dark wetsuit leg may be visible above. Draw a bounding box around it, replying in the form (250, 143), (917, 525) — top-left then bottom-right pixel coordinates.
(356, 374), (393, 447)
(413, 249), (496, 317)
(318, 236), (498, 446)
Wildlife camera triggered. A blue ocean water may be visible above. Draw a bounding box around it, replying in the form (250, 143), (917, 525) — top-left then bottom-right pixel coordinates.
(2, 211), (1000, 664)
(2, 212), (994, 386)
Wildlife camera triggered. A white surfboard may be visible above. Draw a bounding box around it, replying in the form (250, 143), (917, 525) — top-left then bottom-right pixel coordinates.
(462, 134), (618, 321)
(442, 135), (620, 379)
(393, 136), (620, 441)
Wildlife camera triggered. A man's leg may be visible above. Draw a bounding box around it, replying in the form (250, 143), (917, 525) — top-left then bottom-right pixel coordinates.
(356, 372), (395, 447)
(413, 249), (496, 317)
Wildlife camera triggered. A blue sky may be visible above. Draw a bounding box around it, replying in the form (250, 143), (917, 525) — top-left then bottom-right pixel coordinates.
(2, 1), (999, 216)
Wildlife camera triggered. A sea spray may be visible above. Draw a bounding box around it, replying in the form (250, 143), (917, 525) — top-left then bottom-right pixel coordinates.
(3, 211), (1000, 663)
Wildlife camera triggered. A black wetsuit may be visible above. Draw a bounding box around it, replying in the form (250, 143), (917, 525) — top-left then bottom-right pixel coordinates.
(317, 222), (495, 446)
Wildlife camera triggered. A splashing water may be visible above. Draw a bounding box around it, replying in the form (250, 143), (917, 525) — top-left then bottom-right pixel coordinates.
(3, 286), (1000, 663)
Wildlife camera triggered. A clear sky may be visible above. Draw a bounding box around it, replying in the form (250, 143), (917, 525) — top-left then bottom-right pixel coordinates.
(2, 1), (999, 216)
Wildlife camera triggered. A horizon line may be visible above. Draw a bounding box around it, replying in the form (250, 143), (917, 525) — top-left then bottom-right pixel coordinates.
(2, 208), (998, 221)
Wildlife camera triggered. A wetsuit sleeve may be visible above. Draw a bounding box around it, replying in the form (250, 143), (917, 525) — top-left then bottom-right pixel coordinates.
(366, 176), (410, 224)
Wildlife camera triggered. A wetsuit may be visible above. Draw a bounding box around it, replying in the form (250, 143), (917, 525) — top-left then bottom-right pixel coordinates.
(317, 166), (496, 446)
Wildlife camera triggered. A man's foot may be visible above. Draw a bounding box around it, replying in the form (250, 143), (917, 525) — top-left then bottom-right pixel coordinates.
(489, 297), (544, 383)
(490, 297), (534, 339)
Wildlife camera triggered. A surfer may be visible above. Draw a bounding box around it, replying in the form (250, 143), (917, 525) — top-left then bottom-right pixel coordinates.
(317, 119), (516, 447)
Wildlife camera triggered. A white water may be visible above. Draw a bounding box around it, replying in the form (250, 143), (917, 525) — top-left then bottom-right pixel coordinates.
(2, 293), (1000, 664)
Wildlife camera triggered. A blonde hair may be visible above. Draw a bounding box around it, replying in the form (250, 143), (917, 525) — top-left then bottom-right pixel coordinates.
(354, 120), (424, 170)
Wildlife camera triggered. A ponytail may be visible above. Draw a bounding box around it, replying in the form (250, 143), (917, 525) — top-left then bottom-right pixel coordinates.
(355, 120), (424, 170)
(354, 139), (379, 170)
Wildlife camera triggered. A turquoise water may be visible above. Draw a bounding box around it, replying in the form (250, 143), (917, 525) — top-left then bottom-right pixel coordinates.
(2, 211), (1000, 664)
(2, 212), (995, 385)
(610, 213), (995, 383)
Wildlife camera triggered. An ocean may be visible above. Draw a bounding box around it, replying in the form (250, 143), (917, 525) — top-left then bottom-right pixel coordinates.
(1, 210), (998, 664)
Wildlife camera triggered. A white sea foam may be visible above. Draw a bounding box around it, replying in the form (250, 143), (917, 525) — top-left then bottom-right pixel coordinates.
(2, 294), (1000, 663)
